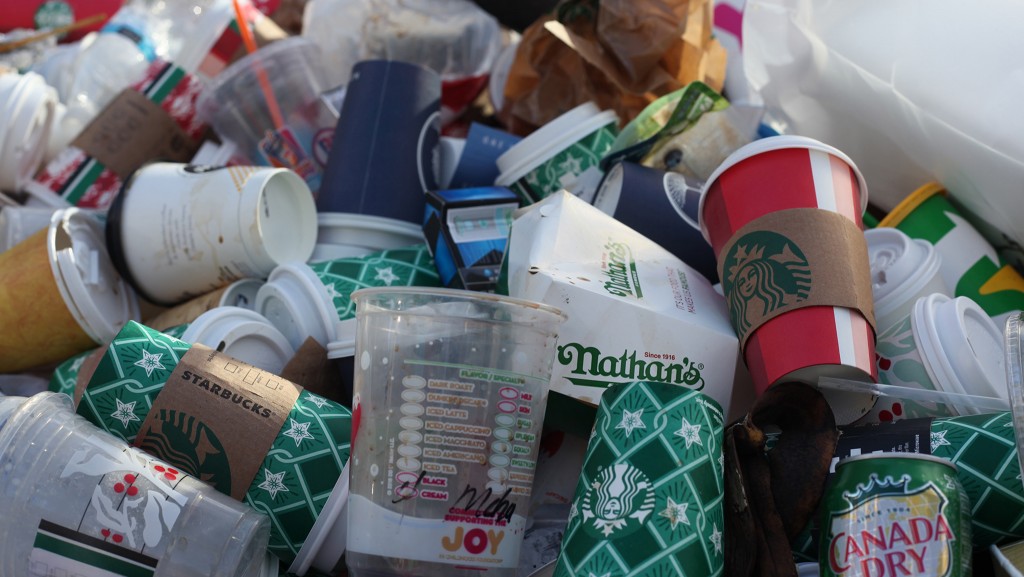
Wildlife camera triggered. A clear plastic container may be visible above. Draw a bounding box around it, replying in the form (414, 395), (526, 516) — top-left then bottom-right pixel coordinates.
(0, 392), (269, 577)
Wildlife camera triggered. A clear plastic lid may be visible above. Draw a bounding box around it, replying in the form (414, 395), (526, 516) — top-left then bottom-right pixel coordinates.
(1005, 313), (1024, 493)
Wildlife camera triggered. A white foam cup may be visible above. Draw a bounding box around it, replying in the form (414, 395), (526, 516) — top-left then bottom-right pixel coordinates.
(255, 262), (339, 349)
(866, 228), (949, 333)
(181, 306), (296, 375)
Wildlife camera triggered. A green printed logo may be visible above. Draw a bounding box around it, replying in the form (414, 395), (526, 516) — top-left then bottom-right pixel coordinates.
(556, 343), (704, 390)
(137, 409), (232, 490)
(602, 241), (643, 299)
(722, 231), (811, 336)
(579, 463), (656, 538)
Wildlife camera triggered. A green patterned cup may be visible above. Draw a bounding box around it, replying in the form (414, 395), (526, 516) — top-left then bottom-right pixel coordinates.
(554, 381), (726, 577)
(495, 102), (618, 205)
(76, 321), (352, 574)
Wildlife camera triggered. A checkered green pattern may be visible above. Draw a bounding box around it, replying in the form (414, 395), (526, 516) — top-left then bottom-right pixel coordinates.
(555, 382), (725, 577)
(49, 348), (96, 398)
(77, 321), (193, 443)
(931, 411), (1024, 546)
(508, 123), (617, 205)
(309, 244), (441, 322)
(76, 321), (352, 565)
(245, 390), (351, 560)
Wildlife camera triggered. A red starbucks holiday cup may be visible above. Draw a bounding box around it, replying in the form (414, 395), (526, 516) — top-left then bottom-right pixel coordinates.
(697, 136), (876, 400)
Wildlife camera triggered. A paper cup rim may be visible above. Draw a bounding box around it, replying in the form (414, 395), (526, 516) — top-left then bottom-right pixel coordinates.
(495, 103), (618, 186)
(913, 294), (1005, 403)
(351, 286), (567, 324)
(317, 212), (424, 244)
(257, 262), (339, 345)
(286, 460), (350, 575)
(48, 208), (140, 344)
(698, 135), (870, 244)
(877, 182), (946, 228)
(180, 306), (295, 365)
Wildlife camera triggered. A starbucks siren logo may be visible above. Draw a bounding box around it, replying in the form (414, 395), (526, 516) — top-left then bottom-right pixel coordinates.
(721, 230), (811, 336)
(580, 463), (656, 538)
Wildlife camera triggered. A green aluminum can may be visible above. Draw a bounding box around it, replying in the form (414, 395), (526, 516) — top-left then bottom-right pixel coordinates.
(819, 453), (971, 577)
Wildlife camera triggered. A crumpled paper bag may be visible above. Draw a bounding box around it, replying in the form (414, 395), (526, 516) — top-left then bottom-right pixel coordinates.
(501, 0), (726, 134)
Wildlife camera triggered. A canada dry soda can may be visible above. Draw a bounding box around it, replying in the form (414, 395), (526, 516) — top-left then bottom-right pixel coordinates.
(819, 453), (971, 577)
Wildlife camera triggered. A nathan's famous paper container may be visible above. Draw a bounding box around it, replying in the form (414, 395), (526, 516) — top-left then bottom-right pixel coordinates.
(0, 208), (139, 373)
(76, 321), (351, 573)
(504, 191), (750, 421)
(879, 182), (1024, 328)
(554, 381), (726, 577)
(698, 136), (876, 419)
(26, 61), (207, 210)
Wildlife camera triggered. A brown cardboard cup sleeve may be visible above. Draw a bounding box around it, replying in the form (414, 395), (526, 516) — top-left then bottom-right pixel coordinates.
(717, 208), (875, 348)
(134, 343), (301, 499)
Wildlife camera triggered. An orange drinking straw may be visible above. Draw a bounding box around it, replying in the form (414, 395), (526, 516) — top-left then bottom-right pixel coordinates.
(232, 0), (286, 130)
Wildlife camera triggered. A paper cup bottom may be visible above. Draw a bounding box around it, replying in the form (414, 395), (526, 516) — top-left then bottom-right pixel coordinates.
(746, 305), (876, 424)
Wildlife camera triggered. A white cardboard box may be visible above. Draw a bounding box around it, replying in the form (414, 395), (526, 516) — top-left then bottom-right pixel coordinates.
(505, 192), (753, 420)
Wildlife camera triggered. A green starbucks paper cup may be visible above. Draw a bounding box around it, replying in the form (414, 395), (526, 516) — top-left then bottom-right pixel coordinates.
(554, 381), (725, 577)
(76, 321), (352, 571)
(495, 102), (618, 205)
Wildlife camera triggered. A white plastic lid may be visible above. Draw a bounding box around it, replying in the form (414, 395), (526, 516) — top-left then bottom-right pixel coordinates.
(255, 262), (339, 350)
(699, 135), (870, 243)
(48, 208), (141, 344)
(0, 72), (56, 191)
(180, 306), (296, 375)
(287, 460), (350, 575)
(316, 212), (425, 250)
(866, 229), (942, 318)
(914, 294), (1007, 408)
(495, 102), (618, 186)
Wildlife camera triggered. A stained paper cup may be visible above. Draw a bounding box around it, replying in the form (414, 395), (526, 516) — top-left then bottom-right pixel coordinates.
(866, 228), (948, 334)
(880, 182), (1024, 326)
(495, 102), (618, 205)
(0, 208), (139, 372)
(698, 136), (875, 410)
(106, 163), (317, 305)
(181, 306), (296, 375)
(554, 382), (725, 577)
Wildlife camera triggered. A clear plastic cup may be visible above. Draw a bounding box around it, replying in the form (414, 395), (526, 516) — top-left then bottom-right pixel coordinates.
(346, 287), (565, 577)
(0, 392), (269, 577)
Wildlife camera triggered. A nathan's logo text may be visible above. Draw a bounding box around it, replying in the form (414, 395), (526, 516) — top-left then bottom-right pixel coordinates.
(557, 343), (704, 390)
(603, 241), (643, 299)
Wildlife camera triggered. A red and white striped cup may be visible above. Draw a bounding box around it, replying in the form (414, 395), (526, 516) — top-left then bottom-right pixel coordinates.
(693, 136), (877, 404)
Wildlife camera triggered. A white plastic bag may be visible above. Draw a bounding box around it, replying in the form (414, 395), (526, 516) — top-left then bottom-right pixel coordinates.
(743, 0), (1024, 247)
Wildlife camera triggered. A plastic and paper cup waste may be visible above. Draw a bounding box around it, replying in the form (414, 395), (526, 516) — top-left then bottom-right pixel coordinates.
(346, 287), (565, 577)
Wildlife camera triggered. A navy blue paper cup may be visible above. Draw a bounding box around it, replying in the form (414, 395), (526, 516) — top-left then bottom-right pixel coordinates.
(593, 161), (719, 283)
(317, 60), (441, 224)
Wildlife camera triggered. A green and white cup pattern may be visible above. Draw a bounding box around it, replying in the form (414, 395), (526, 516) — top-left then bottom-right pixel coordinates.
(76, 321), (352, 563)
(854, 314), (954, 424)
(508, 125), (618, 205)
(309, 244), (441, 323)
(554, 381), (725, 577)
